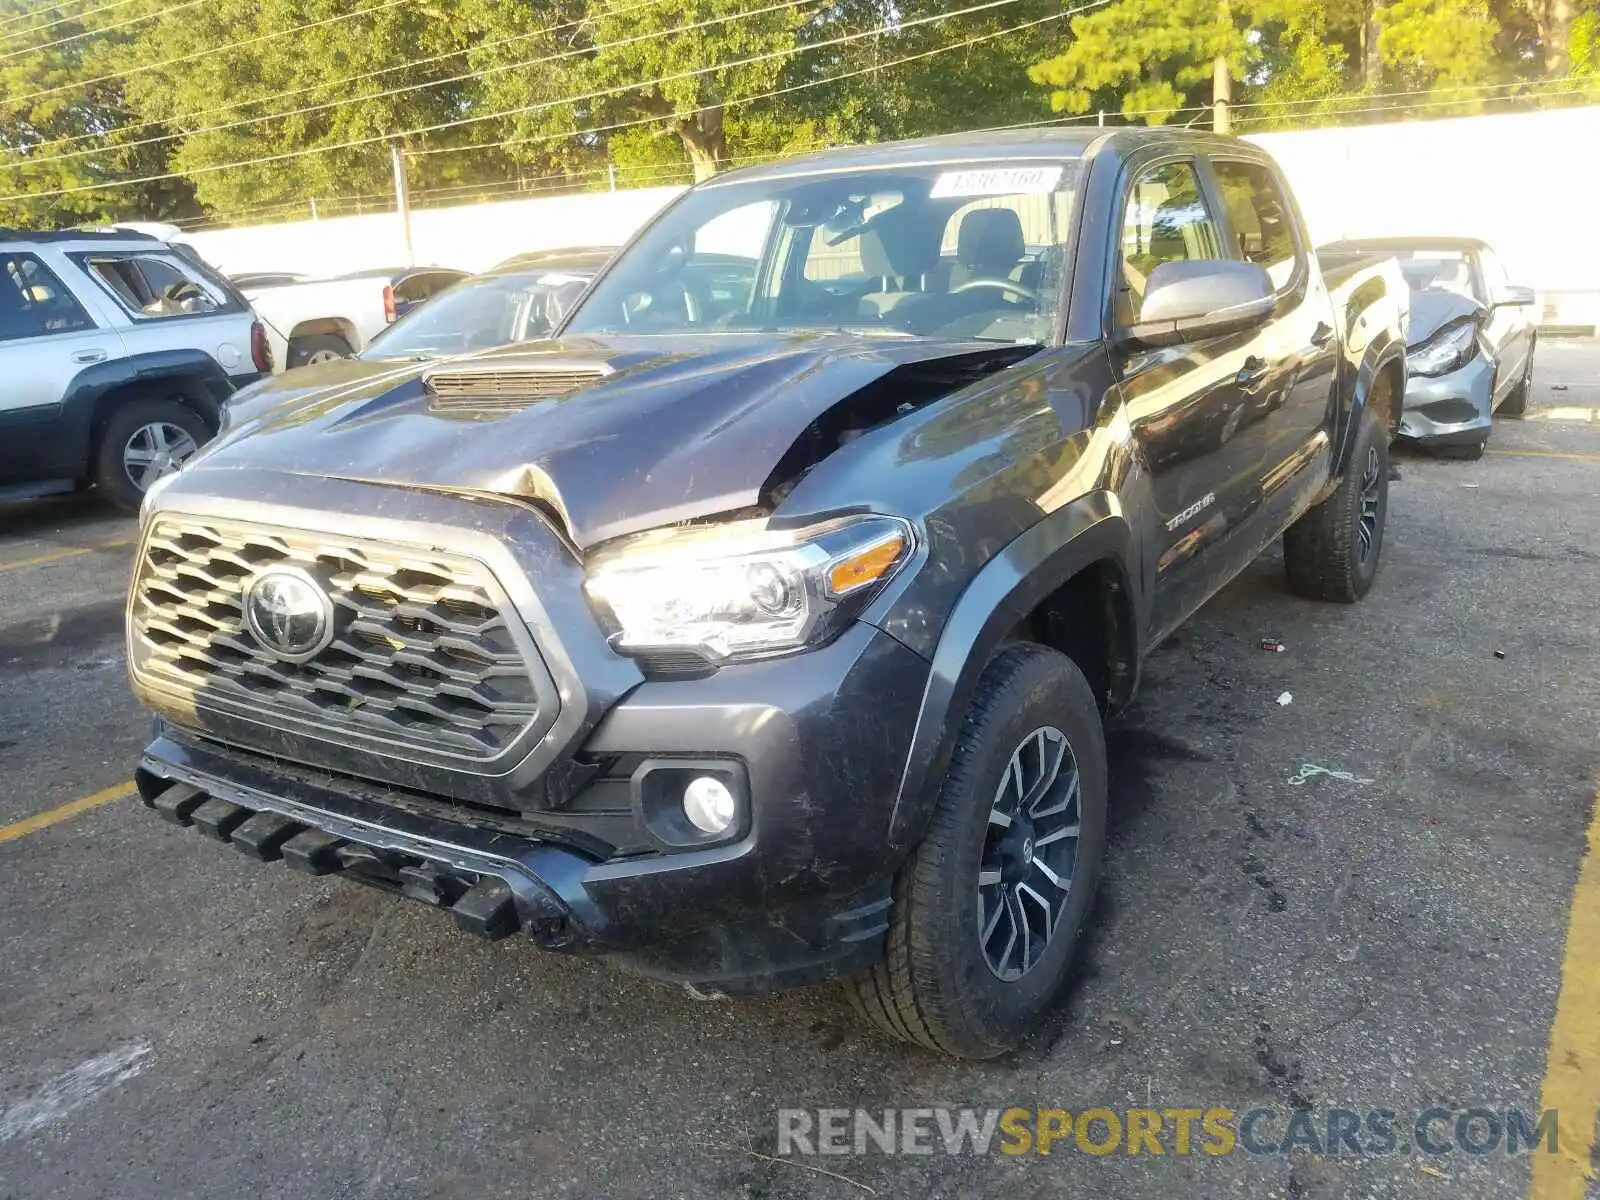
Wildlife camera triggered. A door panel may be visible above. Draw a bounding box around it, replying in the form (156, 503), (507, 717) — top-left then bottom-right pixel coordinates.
(1208, 156), (1340, 501)
(1476, 248), (1531, 397)
(1112, 158), (1272, 639)
(77, 251), (252, 377)
(0, 253), (124, 482)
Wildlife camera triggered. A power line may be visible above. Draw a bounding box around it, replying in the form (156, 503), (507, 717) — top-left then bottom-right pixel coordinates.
(0, 0), (210, 62)
(3, 0), (816, 173)
(150, 10), (1089, 231)
(0, 0), (1066, 203)
(2, 0), (416, 106)
(413, 2), (1107, 161)
(0, 0), (144, 39)
(8, 0), (674, 153)
(1232, 84), (1599, 129)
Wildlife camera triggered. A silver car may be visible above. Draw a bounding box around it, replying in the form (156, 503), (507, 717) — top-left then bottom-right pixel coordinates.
(1, 228), (269, 509)
(1323, 237), (1537, 459)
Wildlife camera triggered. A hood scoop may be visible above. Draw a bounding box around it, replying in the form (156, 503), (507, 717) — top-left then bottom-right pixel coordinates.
(424, 359), (614, 413)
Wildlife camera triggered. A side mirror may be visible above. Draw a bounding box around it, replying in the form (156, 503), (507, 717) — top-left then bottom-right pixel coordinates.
(1495, 284), (1536, 308)
(1119, 260), (1276, 349)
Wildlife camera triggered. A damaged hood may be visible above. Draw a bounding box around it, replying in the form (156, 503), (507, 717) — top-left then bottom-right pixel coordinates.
(193, 332), (1022, 548)
(1407, 287), (1484, 349)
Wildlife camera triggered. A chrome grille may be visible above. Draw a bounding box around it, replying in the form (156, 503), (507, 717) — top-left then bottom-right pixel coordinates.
(425, 366), (608, 413)
(130, 517), (547, 761)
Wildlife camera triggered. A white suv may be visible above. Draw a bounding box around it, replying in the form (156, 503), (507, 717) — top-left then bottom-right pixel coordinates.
(1, 228), (270, 511)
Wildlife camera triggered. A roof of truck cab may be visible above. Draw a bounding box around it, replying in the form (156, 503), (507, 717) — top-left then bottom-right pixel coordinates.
(704, 126), (1261, 186)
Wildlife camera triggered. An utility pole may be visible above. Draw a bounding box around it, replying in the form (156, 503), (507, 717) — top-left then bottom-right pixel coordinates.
(608, 163), (617, 191)
(1213, 0), (1233, 134)
(390, 139), (414, 266)
(309, 197), (319, 221)
(1213, 55), (1232, 133)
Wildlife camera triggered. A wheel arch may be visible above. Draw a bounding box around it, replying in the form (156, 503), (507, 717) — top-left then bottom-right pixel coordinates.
(65, 351), (231, 469)
(885, 492), (1142, 851)
(1335, 339), (1406, 475)
(287, 317), (358, 350)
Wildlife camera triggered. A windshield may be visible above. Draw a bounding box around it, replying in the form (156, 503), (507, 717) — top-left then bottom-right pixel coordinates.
(565, 160), (1082, 343)
(1390, 249), (1485, 304)
(360, 268), (592, 360)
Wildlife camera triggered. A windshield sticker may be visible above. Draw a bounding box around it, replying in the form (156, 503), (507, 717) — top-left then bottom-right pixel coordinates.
(930, 166), (1063, 198)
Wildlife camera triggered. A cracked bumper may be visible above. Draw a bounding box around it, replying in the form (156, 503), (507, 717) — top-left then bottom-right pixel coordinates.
(1398, 356), (1495, 446)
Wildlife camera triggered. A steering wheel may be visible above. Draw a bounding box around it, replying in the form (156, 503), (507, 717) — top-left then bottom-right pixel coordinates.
(948, 278), (1037, 302)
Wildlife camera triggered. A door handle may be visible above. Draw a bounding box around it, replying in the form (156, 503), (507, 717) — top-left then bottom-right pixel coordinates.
(70, 349), (107, 364)
(1236, 356), (1269, 393)
(1310, 322), (1335, 347)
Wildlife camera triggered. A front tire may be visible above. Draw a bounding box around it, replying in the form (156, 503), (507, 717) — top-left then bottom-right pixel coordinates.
(1284, 403), (1389, 602)
(1498, 337), (1536, 418)
(847, 643), (1107, 1058)
(94, 398), (209, 513)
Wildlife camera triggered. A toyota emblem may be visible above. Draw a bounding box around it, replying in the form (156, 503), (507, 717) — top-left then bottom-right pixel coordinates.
(243, 568), (335, 661)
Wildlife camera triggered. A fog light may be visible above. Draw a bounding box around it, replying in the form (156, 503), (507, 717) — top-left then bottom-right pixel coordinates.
(683, 775), (737, 834)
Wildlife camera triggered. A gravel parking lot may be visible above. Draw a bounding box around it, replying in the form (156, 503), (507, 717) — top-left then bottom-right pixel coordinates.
(2, 343), (1598, 1200)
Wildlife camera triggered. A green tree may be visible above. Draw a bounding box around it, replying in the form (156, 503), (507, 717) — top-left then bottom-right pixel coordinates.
(0, 1), (198, 226)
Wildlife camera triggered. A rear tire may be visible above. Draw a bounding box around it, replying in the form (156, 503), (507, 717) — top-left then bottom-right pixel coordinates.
(94, 398), (210, 513)
(286, 333), (353, 367)
(846, 643), (1107, 1058)
(1283, 403), (1389, 603)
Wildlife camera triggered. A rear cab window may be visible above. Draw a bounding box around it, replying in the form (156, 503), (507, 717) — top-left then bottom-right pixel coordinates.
(75, 252), (239, 321)
(0, 252), (96, 342)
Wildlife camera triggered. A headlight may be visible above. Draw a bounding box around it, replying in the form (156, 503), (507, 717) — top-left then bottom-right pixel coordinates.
(1406, 319), (1479, 378)
(583, 514), (913, 664)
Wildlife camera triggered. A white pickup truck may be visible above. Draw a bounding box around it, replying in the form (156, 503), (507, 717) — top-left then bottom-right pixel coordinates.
(240, 266), (467, 368)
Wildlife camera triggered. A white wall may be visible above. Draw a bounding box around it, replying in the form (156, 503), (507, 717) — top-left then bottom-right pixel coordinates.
(1247, 105), (1600, 316)
(183, 106), (1600, 321)
(184, 186), (687, 276)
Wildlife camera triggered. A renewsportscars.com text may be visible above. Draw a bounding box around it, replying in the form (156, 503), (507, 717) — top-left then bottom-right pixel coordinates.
(776, 1106), (1560, 1158)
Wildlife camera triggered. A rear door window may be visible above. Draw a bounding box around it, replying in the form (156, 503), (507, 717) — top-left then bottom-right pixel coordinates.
(0, 253), (96, 341)
(1210, 158), (1301, 290)
(82, 253), (230, 319)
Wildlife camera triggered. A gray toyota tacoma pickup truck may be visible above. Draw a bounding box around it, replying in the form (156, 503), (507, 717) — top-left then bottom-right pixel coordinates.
(127, 129), (1407, 1058)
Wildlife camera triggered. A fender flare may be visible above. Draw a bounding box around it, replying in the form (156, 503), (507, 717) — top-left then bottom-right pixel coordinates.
(1334, 335), (1407, 476)
(63, 350), (235, 464)
(885, 491), (1140, 850)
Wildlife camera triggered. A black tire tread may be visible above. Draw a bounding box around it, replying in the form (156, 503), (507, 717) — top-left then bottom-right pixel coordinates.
(1498, 340), (1535, 418)
(1283, 404), (1386, 603)
(846, 643), (1103, 1058)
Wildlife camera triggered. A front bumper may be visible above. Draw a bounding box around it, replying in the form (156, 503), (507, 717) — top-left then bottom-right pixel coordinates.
(1397, 355), (1495, 446)
(137, 620), (930, 993)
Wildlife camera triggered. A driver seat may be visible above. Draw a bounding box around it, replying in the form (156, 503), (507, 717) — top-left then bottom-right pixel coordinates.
(948, 208), (1026, 292)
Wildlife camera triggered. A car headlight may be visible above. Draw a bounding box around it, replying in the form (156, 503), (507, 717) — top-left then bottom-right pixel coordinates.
(1406, 319), (1479, 378)
(583, 514), (914, 664)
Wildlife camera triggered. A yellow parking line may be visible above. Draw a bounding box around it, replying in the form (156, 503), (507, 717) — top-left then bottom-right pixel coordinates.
(1529, 784), (1600, 1200)
(0, 783), (134, 845)
(1488, 449), (1600, 464)
(0, 537), (133, 574)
